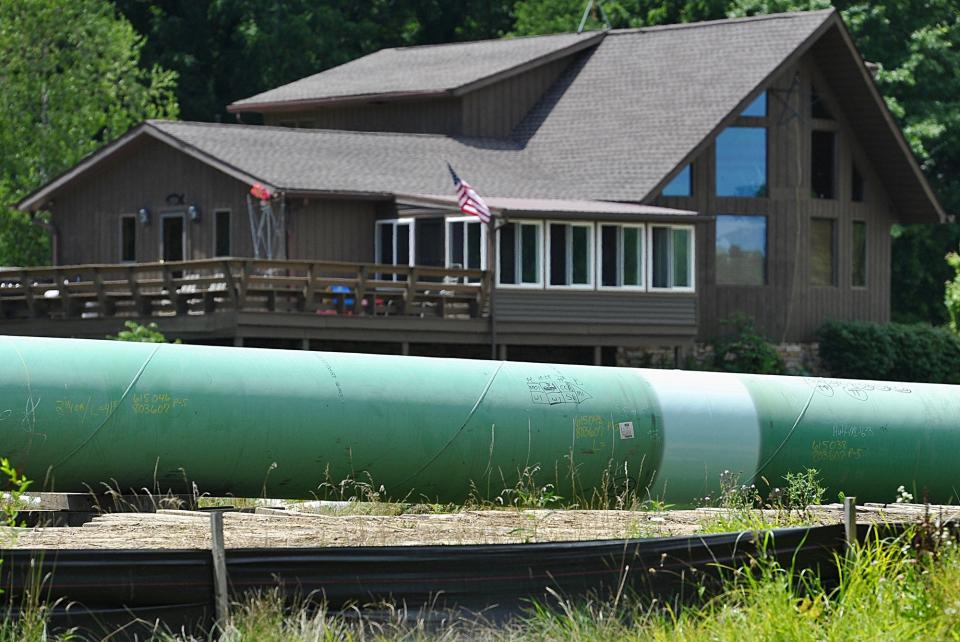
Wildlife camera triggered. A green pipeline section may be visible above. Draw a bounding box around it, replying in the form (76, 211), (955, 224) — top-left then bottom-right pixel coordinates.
(1, 336), (958, 504)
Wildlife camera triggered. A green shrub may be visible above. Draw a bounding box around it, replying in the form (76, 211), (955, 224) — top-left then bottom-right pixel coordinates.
(711, 315), (785, 375)
(107, 320), (179, 343)
(818, 320), (960, 383)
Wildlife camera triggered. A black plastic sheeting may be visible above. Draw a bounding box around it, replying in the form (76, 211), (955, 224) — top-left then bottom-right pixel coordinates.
(0, 523), (879, 640)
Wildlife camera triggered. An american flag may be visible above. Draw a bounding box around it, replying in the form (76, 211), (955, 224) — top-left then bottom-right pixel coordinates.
(447, 163), (492, 224)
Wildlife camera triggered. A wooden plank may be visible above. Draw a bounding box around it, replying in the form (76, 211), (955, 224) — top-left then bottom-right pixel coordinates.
(209, 511), (230, 631)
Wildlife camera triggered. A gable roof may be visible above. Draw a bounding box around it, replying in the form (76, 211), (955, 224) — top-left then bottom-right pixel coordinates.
(228, 31), (603, 113)
(517, 10), (835, 199)
(18, 10), (945, 223)
(16, 120), (561, 210)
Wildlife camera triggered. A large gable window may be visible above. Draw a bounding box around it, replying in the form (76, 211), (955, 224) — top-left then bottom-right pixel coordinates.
(741, 91), (767, 118)
(548, 222), (593, 288)
(662, 164), (692, 197)
(852, 163), (865, 202)
(598, 224), (644, 289)
(852, 221), (867, 288)
(497, 221), (542, 287)
(810, 218), (836, 286)
(716, 127), (767, 197)
(811, 85), (833, 120)
(650, 225), (694, 291)
(811, 130), (836, 199)
(716, 215), (766, 286)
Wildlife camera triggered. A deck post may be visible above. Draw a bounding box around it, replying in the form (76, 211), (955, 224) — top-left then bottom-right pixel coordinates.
(843, 496), (857, 552)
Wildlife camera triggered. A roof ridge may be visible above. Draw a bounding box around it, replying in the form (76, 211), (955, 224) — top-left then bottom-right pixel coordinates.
(607, 8), (835, 35)
(385, 30), (597, 53)
(147, 119), (523, 147)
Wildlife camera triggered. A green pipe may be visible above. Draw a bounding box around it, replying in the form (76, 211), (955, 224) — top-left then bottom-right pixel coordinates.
(0, 336), (957, 505)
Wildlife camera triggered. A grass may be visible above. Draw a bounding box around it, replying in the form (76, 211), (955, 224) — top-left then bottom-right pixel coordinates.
(136, 524), (960, 641)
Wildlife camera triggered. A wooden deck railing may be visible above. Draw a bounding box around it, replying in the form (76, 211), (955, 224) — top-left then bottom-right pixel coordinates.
(0, 258), (489, 321)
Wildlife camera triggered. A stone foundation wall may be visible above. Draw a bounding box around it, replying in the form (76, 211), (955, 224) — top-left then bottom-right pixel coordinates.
(617, 342), (824, 375)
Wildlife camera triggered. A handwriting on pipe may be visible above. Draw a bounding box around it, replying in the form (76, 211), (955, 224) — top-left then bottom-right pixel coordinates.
(527, 375), (592, 405)
(132, 392), (189, 415)
(811, 439), (865, 462)
(56, 399), (120, 417)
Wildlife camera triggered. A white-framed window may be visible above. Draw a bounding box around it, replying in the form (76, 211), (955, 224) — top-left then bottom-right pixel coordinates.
(547, 221), (594, 288)
(496, 220), (543, 287)
(445, 217), (487, 283)
(375, 219), (414, 280)
(648, 225), (695, 291)
(597, 223), (644, 289)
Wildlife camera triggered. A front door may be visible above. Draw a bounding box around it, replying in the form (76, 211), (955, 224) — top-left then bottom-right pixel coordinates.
(162, 215), (185, 262)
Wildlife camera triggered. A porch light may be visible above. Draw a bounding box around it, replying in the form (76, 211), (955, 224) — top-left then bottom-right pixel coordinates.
(137, 208), (151, 225)
(188, 205), (201, 223)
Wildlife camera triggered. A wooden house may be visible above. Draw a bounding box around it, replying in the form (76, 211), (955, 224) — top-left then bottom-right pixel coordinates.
(7, 9), (945, 364)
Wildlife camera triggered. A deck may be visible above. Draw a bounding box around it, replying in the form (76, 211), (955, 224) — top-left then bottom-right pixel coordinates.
(0, 259), (697, 354)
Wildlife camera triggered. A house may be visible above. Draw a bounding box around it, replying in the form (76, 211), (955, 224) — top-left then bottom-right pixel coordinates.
(6, 9), (945, 365)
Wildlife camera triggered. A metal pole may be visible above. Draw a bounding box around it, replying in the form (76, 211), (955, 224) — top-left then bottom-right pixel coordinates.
(488, 219), (498, 360)
(210, 511), (229, 631)
(843, 496), (857, 552)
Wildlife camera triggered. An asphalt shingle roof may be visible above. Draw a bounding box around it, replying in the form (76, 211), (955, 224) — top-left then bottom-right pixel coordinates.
(230, 31), (600, 108)
(20, 9), (942, 221)
(173, 11), (835, 202)
(518, 10), (834, 200)
(149, 121), (556, 197)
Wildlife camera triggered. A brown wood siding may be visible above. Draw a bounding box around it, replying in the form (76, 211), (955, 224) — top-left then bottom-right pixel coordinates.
(495, 290), (696, 326)
(262, 98), (463, 135)
(462, 57), (574, 138)
(53, 136), (252, 265)
(286, 198), (379, 261)
(259, 57), (575, 139)
(654, 55), (897, 343)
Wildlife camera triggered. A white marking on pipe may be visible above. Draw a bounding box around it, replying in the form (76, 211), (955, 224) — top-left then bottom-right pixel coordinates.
(640, 370), (761, 504)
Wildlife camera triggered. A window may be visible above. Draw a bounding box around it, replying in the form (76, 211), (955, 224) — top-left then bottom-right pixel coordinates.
(716, 215), (766, 286)
(811, 85), (833, 120)
(741, 91), (767, 118)
(716, 127), (767, 197)
(852, 221), (867, 287)
(446, 217), (486, 283)
(498, 221), (542, 286)
(811, 131), (836, 199)
(598, 224), (644, 289)
(650, 226), (694, 290)
(120, 215), (136, 262)
(810, 218), (836, 286)
(214, 210), (231, 257)
(548, 222), (593, 287)
(375, 219), (412, 280)
(852, 163), (865, 202)
(662, 164), (692, 197)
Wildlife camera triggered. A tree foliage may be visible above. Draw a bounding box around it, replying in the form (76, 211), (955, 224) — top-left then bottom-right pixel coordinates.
(946, 251), (960, 334)
(113, 0), (515, 123)
(107, 320), (179, 343)
(0, 0), (179, 266)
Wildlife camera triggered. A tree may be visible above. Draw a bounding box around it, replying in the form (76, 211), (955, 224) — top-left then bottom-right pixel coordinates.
(946, 251), (960, 334)
(113, 1), (516, 123)
(512, 0), (727, 35)
(0, 0), (178, 266)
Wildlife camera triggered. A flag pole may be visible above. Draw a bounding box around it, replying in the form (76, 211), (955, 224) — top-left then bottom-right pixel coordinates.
(487, 216), (498, 360)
